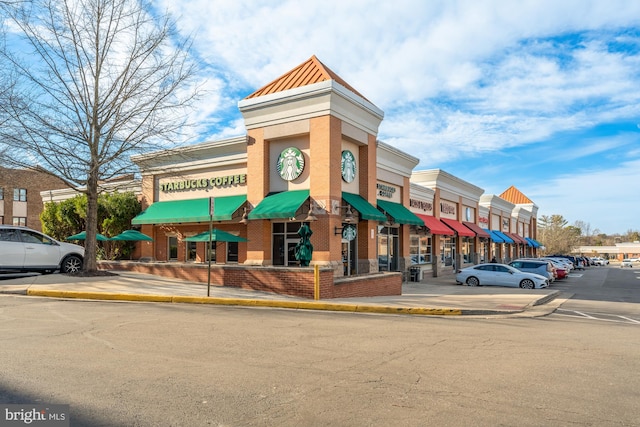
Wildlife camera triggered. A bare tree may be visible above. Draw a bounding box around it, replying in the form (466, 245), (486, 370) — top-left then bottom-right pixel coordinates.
(0, 0), (200, 272)
(574, 220), (600, 245)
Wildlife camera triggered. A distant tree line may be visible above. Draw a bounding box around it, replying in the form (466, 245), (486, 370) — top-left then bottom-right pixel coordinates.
(538, 214), (639, 255)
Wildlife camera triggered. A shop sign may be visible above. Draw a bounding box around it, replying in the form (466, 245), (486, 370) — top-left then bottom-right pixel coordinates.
(440, 201), (456, 215)
(160, 174), (246, 192)
(478, 216), (489, 225)
(277, 147), (305, 181)
(342, 224), (357, 241)
(377, 183), (396, 198)
(341, 150), (356, 183)
(410, 198), (433, 212)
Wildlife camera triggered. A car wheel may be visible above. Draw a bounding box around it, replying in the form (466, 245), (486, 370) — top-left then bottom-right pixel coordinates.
(519, 279), (535, 289)
(61, 255), (83, 274)
(466, 276), (479, 287)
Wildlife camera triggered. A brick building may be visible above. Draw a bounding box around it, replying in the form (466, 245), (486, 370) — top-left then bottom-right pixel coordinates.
(0, 166), (67, 231)
(105, 55), (540, 298)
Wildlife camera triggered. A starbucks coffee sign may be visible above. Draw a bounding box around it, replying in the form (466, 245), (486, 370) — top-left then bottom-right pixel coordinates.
(341, 150), (356, 183)
(277, 147), (305, 181)
(160, 174), (246, 193)
(342, 224), (357, 241)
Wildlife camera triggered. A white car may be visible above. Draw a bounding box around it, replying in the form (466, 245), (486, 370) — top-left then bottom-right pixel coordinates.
(0, 225), (84, 274)
(542, 257), (573, 272)
(456, 263), (549, 289)
(621, 259), (633, 268)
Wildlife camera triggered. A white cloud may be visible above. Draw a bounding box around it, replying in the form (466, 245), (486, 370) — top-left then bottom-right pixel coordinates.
(530, 158), (640, 234)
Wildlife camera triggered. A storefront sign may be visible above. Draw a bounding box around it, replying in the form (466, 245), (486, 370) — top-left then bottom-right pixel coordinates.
(342, 224), (357, 241)
(277, 147), (305, 181)
(160, 174), (246, 192)
(479, 216), (489, 225)
(410, 198), (433, 212)
(440, 201), (456, 215)
(377, 183), (396, 198)
(341, 150), (356, 183)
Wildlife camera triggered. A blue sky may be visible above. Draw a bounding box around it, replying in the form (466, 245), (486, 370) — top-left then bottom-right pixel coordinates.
(154, 0), (640, 235)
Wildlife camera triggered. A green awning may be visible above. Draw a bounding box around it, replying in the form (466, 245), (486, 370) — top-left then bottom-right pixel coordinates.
(131, 195), (247, 225)
(342, 192), (387, 222)
(247, 190), (310, 220)
(377, 199), (424, 226)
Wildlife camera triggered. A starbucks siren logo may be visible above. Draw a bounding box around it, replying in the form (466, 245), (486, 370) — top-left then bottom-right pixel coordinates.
(277, 147), (305, 181)
(341, 150), (356, 183)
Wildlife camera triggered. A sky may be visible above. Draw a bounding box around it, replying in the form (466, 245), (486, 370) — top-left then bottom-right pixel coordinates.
(152, 0), (640, 235)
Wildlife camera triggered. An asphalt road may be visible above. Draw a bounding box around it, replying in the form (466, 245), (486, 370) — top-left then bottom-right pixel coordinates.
(1, 267), (638, 427)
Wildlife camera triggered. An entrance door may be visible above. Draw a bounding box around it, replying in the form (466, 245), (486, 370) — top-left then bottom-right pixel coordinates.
(378, 226), (399, 271)
(286, 238), (299, 266)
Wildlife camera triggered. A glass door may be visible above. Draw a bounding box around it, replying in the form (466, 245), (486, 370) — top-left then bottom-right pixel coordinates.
(286, 238), (299, 266)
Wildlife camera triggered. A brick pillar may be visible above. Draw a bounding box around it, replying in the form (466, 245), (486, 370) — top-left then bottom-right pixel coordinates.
(245, 128), (271, 265)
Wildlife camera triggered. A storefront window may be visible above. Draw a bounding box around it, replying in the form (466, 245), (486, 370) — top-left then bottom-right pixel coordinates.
(441, 236), (455, 266)
(462, 237), (474, 263)
(207, 243), (216, 262)
(168, 236), (178, 260)
(272, 222), (303, 266)
(186, 241), (197, 262)
(410, 228), (432, 265)
(227, 241), (238, 263)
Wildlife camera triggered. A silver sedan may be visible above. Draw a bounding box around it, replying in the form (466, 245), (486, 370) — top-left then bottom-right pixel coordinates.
(456, 263), (549, 289)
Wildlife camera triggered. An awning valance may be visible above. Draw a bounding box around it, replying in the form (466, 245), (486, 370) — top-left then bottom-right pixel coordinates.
(132, 195), (247, 225)
(484, 229), (505, 243)
(493, 230), (515, 244)
(342, 192), (387, 222)
(506, 232), (528, 245)
(463, 222), (491, 238)
(526, 237), (542, 248)
(247, 190), (310, 220)
(440, 218), (475, 237)
(415, 214), (454, 235)
(377, 199), (424, 226)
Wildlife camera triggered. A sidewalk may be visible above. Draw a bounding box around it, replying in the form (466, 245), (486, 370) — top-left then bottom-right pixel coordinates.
(0, 271), (563, 316)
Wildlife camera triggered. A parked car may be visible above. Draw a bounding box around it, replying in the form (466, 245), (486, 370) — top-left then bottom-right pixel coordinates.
(590, 257), (608, 266)
(456, 263), (549, 289)
(540, 258), (568, 279)
(509, 259), (555, 282)
(0, 225), (84, 274)
(621, 259), (633, 268)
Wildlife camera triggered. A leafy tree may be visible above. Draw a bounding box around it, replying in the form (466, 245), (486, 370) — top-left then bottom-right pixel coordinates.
(0, 0), (199, 272)
(538, 214), (580, 255)
(41, 192), (141, 260)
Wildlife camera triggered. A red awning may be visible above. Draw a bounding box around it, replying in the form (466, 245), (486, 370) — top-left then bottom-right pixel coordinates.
(462, 222), (491, 238)
(415, 214), (455, 235)
(506, 232), (528, 244)
(440, 218), (476, 237)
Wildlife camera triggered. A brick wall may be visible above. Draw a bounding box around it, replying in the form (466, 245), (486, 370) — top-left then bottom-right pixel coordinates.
(0, 167), (68, 231)
(99, 261), (402, 299)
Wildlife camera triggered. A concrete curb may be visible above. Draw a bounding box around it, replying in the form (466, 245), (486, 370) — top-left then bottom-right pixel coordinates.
(25, 289), (467, 316)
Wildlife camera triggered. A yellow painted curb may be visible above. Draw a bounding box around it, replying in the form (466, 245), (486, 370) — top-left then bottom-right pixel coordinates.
(24, 290), (464, 316)
(26, 289), (172, 303)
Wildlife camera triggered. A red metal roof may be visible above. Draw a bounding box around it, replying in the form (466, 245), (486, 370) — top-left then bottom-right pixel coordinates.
(244, 55), (369, 101)
(500, 185), (533, 204)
